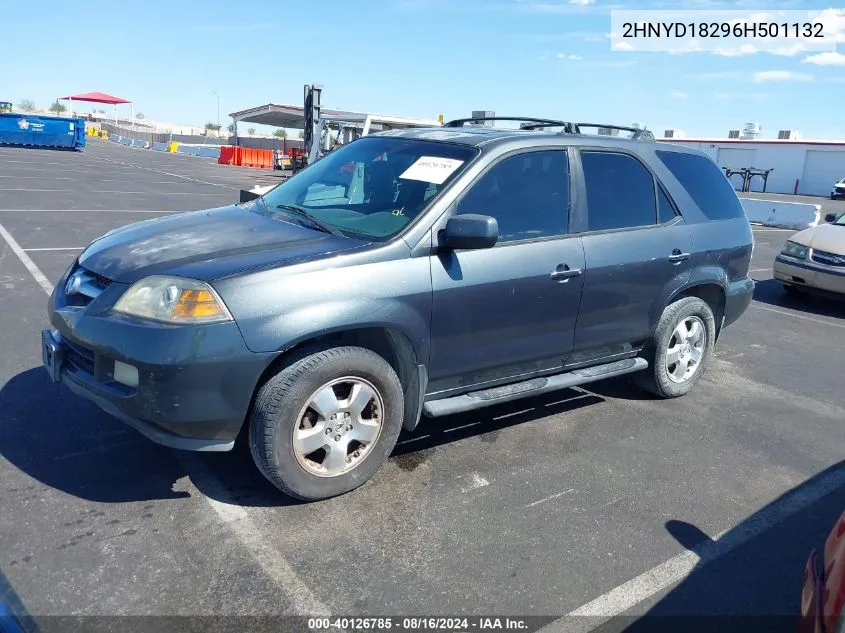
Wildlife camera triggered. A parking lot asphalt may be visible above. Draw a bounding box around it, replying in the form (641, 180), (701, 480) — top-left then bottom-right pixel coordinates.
(1, 140), (844, 630)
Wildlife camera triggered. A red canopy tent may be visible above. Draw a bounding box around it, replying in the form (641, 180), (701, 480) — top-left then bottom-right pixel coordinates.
(59, 91), (130, 105)
(59, 92), (132, 124)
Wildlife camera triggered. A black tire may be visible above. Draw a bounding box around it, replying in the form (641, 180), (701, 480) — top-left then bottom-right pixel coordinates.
(635, 297), (716, 399)
(783, 283), (803, 298)
(248, 346), (404, 501)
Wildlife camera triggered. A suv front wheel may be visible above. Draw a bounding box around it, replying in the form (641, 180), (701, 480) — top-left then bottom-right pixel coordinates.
(636, 297), (716, 398)
(248, 346), (405, 500)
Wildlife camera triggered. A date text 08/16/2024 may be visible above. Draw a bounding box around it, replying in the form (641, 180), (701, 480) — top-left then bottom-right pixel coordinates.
(307, 617), (534, 631)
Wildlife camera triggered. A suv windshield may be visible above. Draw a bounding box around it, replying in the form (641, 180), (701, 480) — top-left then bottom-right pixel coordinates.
(260, 136), (478, 240)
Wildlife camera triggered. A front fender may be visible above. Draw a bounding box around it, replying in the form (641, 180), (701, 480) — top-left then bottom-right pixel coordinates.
(216, 257), (433, 364)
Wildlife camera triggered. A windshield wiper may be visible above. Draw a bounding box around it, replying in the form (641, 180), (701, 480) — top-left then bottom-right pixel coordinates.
(273, 203), (345, 238)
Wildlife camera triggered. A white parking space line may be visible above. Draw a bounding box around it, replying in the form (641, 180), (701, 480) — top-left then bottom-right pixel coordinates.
(0, 176), (195, 184)
(0, 209), (174, 213)
(0, 188), (73, 193)
(748, 268), (771, 273)
(22, 247), (84, 252)
(524, 489), (575, 508)
(88, 155), (240, 191)
(546, 464), (845, 632)
(751, 304), (845, 329)
(2, 232), (328, 619)
(0, 166), (138, 175)
(0, 188), (227, 196)
(0, 222), (54, 294)
(178, 455), (332, 617)
(751, 227), (796, 232)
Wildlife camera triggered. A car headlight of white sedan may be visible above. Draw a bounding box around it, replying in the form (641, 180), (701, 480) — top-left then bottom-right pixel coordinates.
(780, 240), (809, 260)
(113, 275), (233, 324)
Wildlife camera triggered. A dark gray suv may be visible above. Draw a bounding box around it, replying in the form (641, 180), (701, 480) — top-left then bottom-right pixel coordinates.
(42, 119), (754, 500)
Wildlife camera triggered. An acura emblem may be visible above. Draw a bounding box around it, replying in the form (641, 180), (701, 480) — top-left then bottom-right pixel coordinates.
(65, 272), (83, 296)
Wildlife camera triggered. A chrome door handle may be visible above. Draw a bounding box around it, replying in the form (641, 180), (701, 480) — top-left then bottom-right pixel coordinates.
(550, 265), (582, 281)
(668, 250), (690, 264)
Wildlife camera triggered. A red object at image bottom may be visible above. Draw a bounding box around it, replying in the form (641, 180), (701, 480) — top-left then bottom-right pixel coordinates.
(800, 511), (845, 633)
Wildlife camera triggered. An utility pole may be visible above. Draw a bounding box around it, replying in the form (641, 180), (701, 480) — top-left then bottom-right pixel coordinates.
(211, 91), (220, 138)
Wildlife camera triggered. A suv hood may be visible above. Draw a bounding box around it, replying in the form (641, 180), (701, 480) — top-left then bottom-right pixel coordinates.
(78, 203), (365, 284)
(791, 222), (845, 255)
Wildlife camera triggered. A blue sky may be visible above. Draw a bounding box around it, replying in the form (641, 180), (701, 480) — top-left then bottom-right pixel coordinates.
(3, 0), (844, 138)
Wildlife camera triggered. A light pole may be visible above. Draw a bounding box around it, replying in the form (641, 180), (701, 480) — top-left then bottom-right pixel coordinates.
(211, 91), (220, 138)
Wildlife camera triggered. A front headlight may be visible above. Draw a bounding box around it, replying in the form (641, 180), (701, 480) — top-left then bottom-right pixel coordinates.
(113, 276), (232, 324)
(781, 241), (808, 260)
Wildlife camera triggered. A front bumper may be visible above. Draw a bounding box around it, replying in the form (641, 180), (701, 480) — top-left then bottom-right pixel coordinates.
(773, 255), (845, 296)
(44, 270), (276, 451)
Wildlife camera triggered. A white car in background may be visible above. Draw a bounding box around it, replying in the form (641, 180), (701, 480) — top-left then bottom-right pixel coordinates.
(832, 177), (845, 200)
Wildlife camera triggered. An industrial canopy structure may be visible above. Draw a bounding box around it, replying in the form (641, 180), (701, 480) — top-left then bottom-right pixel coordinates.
(229, 102), (440, 137)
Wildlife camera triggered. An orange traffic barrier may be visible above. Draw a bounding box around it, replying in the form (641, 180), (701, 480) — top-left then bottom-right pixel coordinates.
(219, 146), (273, 169)
(218, 146), (241, 166)
(241, 148), (256, 168)
(257, 149), (273, 169)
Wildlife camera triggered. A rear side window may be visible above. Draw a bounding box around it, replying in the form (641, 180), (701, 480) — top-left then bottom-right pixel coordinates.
(658, 187), (677, 224)
(581, 151), (656, 231)
(656, 150), (745, 220)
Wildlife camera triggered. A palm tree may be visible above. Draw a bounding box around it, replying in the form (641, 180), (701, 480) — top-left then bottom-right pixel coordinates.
(48, 100), (66, 115)
(247, 127), (256, 137)
(273, 129), (288, 139)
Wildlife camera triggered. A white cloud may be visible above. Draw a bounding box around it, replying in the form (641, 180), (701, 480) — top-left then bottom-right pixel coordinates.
(802, 51), (845, 66)
(752, 70), (814, 83)
(193, 23), (276, 32)
(712, 44), (757, 57)
(513, 0), (615, 13)
(670, 90), (689, 99)
(695, 70), (742, 80)
(555, 52), (583, 60)
(714, 91), (770, 101)
(589, 59), (639, 67)
(812, 8), (845, 43)
(613, 41), (635, 51)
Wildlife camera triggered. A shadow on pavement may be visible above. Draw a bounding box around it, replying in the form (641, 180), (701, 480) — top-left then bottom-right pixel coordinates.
(753, 279), (845, 320)
(585, 460), (845, 633)
(1, 366), (606, 509)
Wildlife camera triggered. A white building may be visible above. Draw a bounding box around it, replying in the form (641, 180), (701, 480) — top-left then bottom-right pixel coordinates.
(656, 136), (845, 197)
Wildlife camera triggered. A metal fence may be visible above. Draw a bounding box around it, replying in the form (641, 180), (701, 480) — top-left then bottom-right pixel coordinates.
(101, 122), (304, 151)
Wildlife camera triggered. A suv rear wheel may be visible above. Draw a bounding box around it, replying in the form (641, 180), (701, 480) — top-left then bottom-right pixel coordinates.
(249, 346), (404, 500)
(636, 297), (716, 398)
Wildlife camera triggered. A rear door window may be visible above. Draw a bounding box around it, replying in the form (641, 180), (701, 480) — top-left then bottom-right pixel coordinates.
(656, 150), (745, 220)
(580, 151), (657, 231)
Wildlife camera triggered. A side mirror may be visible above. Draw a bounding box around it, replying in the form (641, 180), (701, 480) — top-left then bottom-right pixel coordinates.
(441, 214), (498, 250)
(825, 213), (838, 223)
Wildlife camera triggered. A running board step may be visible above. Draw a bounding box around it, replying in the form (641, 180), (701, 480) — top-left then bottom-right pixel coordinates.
(423, 358), (648, 418)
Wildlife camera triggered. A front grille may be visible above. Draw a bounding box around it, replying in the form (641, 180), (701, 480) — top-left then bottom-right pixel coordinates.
(65, 339), (96, 375)
(811, 249), (845, 267)
(61, 265), (112, 307)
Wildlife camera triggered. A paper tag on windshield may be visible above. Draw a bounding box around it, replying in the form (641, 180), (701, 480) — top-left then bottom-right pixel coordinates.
(399, 157), (464, 185)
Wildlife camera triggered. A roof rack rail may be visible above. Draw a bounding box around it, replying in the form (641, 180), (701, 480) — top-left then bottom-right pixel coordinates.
(444, 117), (579, 133)
(442, 117), (655, 141)
(572, 123), (655, 141)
